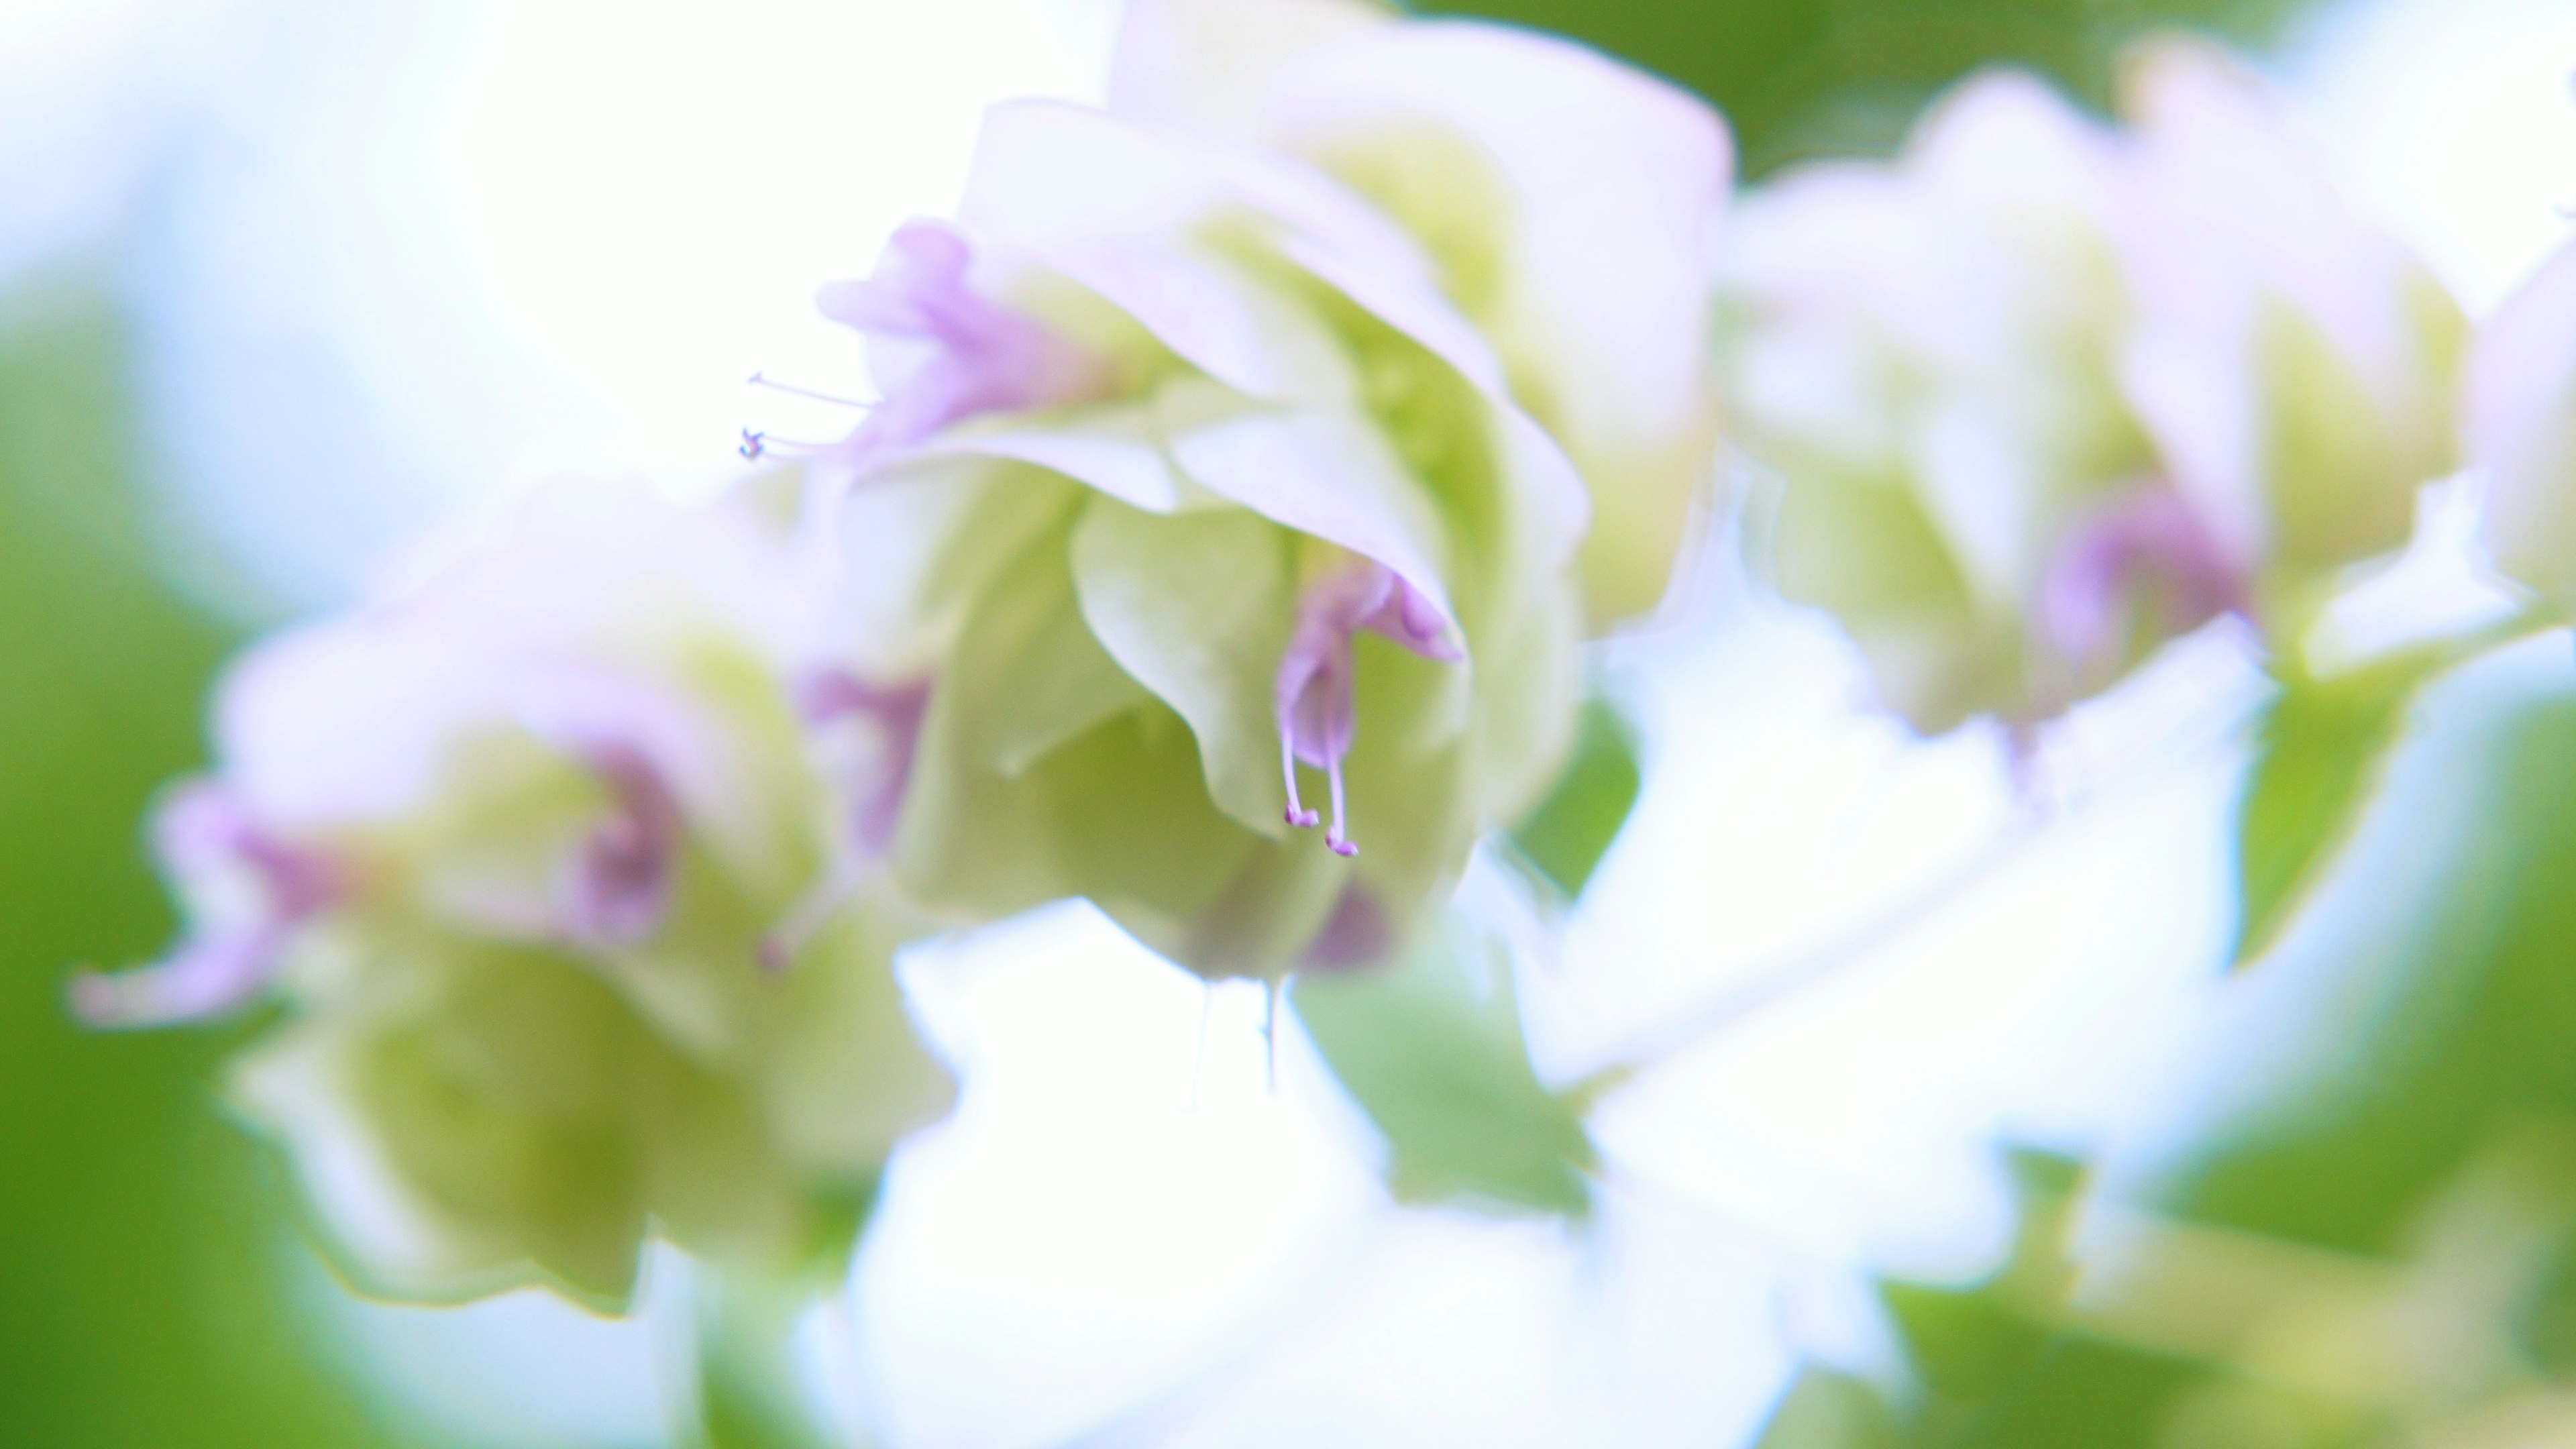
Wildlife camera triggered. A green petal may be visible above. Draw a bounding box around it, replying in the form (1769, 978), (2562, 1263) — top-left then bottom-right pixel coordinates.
(1070, 494), (1298, 835)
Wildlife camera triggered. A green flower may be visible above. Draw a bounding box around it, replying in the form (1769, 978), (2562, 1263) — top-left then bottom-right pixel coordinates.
(1720, 42), (2465, 733)
(76, 482), (953, 1306)
(789, 0), (1728, 978)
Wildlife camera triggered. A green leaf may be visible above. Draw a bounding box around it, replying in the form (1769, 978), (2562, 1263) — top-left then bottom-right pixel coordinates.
(0, 275), (451, 1447)
(1292, 913), (1594, 1218)
(1753, 1367), (1900, 1449)
(1507, 696), (1642, 902)
(693, 1273), (845, 1449)
(2231, 645), (2454, 969)
(1412, 0), (2331, 178)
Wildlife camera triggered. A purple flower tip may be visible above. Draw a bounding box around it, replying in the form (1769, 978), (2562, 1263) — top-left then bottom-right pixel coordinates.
(798, 668), (932, 859)
(2037, 484), (2249, 687)
(1304, 883), (1391, 971)
(70, 783), (339, 1030)
(815, 219), (1110, 466)
(1274, 561), (1461, 857)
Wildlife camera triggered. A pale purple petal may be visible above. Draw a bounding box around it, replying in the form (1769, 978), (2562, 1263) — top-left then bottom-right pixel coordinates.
(1358, 572), (1462, 662)
(797, 668), (932, 857)
(754, 669), (933, 975)
(70, 926), (288, 1029)
(814, 220), (1112, 464)
(1302, 881), (1390, 971)
(70, 783), (340, 1029)
(2037, 485), (2247, 677)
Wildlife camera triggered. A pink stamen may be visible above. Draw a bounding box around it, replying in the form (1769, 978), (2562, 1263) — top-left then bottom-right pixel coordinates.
(747, 371), (874, 409)
(1273, 561), (1460, 857)
(1281, 732), (1319, 828)
(1326, 759), (1356, 857)
(739, 428), (841, 461)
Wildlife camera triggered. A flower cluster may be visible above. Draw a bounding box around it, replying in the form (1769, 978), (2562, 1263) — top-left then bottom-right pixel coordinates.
(774, 0), (1729, 979)
(84, 0), (2576, 1330)
(76, 482), (954, 1305)
(1717, 42), (2467, 731)
(75, 0), (1728, 1301)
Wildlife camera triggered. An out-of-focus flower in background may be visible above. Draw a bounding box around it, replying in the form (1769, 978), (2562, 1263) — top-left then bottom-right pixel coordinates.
(1719, 41), (2465, 734)
(75, 479), (952, 1306)
(2469, 238), (2576, 606)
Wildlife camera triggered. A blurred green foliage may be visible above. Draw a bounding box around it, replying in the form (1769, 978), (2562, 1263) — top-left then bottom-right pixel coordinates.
(1507, 696), (1643, 903)
(1756, 647), (2576, 1448)
(1414, 0), (2325, 176)
(1294, 910), (1596, 1217)
(0, 278), (445, 1448)
(2231, 646), (2451, 969)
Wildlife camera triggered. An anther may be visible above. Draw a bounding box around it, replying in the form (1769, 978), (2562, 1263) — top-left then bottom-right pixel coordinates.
(737, 428), (837, 461)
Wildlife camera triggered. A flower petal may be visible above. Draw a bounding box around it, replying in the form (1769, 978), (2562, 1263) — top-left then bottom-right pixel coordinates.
(1262, 19), (1728, 621)
(1069, 496), (1299, 835)
(1109, 0), (1389, 142)
(2470, 239), (2576, 602)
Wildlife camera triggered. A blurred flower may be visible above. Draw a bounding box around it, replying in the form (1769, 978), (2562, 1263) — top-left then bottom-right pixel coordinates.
(75, 480), (953, 1306)
(788, 0), (1729, 979)
(2467, 238), (2576, 605)
(1720, 41), (2466, 732)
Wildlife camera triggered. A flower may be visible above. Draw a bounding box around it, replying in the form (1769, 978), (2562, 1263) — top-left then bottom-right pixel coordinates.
(74, 480), (953, 1306)
(2467, 238), (2576, 604)
(1718, 41), (2466, 733)
(788, 0), (1729, 977)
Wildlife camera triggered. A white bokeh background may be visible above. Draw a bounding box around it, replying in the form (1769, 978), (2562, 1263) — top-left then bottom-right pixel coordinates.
(5, 0), (2571, 1444)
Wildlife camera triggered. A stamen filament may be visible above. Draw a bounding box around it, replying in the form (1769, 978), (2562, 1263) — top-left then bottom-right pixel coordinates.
(1281, 734), (1320, 828)
(747, 371), (875, 409)
(1326, 758), (1356, 857)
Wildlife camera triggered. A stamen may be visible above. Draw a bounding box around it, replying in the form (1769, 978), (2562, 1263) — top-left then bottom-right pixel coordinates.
(1280, 732), (1319, 828)
(1325, 758), (1356, 857)
(1272, 560), (1460, 857)
(739, 428), (840, 461)
(747, 371), (874, 409)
